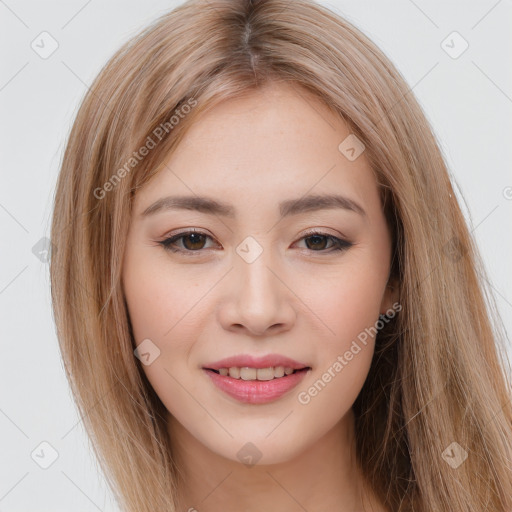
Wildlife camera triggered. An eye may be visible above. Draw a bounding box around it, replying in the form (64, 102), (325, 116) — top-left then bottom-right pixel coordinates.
(158, 229), (353, 254)
(158, 230), (216, 253)
(294, 230), (353, 253)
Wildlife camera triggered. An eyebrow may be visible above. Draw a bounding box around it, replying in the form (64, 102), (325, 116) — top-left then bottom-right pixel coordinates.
(140, 193), (366, 219)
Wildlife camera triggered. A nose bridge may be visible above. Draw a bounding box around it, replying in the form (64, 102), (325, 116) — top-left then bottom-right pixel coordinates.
(235, 234), (281, 306)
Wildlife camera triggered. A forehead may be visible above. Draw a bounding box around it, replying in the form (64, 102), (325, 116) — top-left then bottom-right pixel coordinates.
(133, 83), (381, 220)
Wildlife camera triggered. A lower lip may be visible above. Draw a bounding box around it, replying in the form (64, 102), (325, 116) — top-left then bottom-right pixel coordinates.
(203, 368), (310, 404)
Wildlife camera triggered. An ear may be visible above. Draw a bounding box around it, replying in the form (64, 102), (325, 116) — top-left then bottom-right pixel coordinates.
(379, 276), (399, 316)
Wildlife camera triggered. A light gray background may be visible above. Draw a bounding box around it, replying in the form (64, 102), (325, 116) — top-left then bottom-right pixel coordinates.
(1, 0), (511, 510)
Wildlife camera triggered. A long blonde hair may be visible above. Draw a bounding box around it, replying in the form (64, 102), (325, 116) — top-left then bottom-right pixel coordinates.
(50, 0), (512, 510)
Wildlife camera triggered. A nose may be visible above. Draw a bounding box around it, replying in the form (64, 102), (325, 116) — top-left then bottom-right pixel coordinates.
(217, 248), (296, 337)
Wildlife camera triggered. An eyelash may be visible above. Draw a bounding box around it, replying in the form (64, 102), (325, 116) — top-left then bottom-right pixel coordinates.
(158, 229), (353, 255)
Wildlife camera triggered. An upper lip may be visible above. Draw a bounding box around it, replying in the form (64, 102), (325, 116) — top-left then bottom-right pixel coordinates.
(203, 354), (310, 371)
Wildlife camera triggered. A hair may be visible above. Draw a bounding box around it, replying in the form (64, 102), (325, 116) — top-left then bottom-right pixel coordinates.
(49, 0), (512, 510)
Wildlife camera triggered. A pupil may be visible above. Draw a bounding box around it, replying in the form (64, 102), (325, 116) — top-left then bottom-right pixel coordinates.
(184, 233), (205, 250)
(306, 235), (327, 250)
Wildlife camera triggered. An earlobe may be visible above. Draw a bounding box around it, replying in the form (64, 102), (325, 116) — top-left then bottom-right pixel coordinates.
(380, 277), (400, 316)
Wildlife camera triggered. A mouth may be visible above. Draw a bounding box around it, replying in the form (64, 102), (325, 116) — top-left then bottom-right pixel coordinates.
(201, 354), (312, 403)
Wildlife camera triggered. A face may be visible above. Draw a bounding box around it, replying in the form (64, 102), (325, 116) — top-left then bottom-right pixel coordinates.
(122, 82), (397, 465)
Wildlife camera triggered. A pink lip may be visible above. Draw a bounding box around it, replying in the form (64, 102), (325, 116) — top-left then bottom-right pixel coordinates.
(202, 354), (310, 371)
(203, 367), (310, 404)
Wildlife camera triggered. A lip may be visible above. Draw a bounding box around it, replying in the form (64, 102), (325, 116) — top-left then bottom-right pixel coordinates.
(203, 367), (311, 404)
(202, 354), (310, 371)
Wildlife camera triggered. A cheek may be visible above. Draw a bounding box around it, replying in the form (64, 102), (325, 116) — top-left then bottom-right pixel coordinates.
(124, 267), (173, 344)
(294, 279), (380, 429)
(123, 249), (204, 345)
(122, 263), (192, 422)
(123, 258), (204, 419)
(122, 245), (220, 384)
(292, 254), (386, 406)
(304, 260), (386, 347)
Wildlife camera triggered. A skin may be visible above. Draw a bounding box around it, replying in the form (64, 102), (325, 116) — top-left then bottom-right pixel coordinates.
(122, 81), (398, 511)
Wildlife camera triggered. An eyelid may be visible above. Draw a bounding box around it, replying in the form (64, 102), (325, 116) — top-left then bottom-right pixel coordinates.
(299, 226), (347, 239)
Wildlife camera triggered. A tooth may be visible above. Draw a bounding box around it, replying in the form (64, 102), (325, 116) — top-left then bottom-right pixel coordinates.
(274, 366), (285, 378)
(256, 367), (275, 381)
(219, 366), (299, 380)
(229, 367), (241, 379)
(240, 367), (257, 380)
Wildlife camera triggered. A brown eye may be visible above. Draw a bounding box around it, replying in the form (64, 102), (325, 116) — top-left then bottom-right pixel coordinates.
(298, 232), (352, 252)
(304, 234), (330, 251)
(181, 233), (207, 250)
(159, 231), (215, 253)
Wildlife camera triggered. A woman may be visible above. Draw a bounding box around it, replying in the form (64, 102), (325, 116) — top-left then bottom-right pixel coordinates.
(50, 0), (512, 510)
